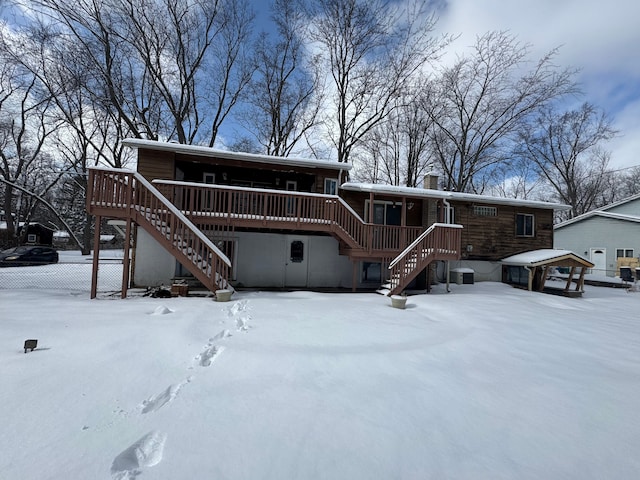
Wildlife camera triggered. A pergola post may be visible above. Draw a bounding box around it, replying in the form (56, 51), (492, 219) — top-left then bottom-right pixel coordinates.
(576, 266), (587, 292)
(565, 266), (576, 292)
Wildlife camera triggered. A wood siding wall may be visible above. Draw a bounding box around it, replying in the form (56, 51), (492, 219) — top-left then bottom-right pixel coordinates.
(136, 149), (343, 194)
(452, 201), (554, 261)
(137, 149), (176, 181)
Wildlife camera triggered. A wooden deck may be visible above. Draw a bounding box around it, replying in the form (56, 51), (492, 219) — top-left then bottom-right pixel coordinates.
(87, 168), (462, 296)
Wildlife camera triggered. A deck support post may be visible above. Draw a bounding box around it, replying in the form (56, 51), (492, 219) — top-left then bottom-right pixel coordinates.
(121, 219), (132, 298)
(352, 261), (358, 292)
(90, 215), (102, 299)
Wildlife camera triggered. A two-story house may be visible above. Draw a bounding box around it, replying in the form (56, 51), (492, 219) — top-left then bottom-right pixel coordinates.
(86, 139), (570, 297)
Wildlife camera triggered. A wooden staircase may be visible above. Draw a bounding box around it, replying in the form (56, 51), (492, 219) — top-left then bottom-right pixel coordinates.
(380, 223), (462, 296)
(87, 168), (232, 295)
(87, 168), (461, 296)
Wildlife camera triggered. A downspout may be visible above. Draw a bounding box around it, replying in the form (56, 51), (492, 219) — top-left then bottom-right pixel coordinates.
(443, 197), (451, 293)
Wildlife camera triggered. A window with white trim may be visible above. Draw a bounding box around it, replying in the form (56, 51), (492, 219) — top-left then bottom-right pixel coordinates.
(516, 213), (534, 237)
(473, 205), (497, 216)
(324, 178), (338, 195)
(616, 248), (634, 258)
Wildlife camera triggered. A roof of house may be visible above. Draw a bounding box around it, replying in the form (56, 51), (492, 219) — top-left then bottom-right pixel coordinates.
(501, 249), (594, 267)
(554, 194), (640, 229)
(341, 183), (570, 211)
(123, 138), (352, 172)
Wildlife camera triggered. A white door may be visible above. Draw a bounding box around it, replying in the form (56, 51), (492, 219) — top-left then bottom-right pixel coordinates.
(285, 236), (308, 287)
(590, 248), (606, 276)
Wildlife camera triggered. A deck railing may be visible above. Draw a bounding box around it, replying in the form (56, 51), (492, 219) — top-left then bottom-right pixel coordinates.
(87, 168), (461, 294)
(154, 180), (423, 254)
(87, 168), (232, 293)
(386, 223), (462, 295)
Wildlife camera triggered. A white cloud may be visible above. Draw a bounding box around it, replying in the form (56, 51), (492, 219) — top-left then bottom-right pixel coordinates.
(434, 0), (640, 169)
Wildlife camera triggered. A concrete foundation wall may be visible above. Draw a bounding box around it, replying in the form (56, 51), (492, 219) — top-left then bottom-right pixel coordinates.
(133, 228), (176, 287)
(133, 229), (353, 289)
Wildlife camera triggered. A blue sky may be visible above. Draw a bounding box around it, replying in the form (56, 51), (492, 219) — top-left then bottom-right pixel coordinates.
(249, 0), (639, 169)
(4, 0), (638, 170)
(430, 0), (640, 170)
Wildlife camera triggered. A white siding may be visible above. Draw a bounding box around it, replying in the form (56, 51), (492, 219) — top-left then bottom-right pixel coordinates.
(133, 228), (176, 286)
(233, 232), (352, 288)
(555, 216), (640, 277)
(605, 197), (640, 216)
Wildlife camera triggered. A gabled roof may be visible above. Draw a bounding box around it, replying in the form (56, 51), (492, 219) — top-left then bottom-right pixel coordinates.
(598, 192), (640, 212)
(501, 249), (594, 268)
(554, 205), (640, 230)
(341, 183), (570, 211)
(123, 138), (352, 172)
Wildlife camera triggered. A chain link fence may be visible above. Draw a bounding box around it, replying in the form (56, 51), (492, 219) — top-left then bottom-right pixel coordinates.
(0, 250), (125, 295)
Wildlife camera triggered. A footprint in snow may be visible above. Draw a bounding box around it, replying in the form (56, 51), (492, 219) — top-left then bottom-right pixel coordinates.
(235, 315), (251, 332)
(140, 377), (193, 414)
(196, 345), (225, 367)
(226, 299), (250, 318)
(111, 431), (166, 480)
(211, 329), (232, 341)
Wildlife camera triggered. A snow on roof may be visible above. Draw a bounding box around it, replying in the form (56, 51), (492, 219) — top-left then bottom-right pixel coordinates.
(501, 249), (594, 267)
(123, 138), (352, 172)
(598, 192), (640, 212)
(554, 210), (640, 229)
(341, 183), (570, 210)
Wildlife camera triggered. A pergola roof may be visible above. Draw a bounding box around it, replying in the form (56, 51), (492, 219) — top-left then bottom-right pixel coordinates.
(501, 249), (594, 268)
(501, 249), (594, 296)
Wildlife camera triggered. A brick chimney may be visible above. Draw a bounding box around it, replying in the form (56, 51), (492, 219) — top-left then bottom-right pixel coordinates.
(423, 173), (439, 190)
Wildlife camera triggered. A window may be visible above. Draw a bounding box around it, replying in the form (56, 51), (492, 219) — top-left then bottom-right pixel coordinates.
(516, 213), (534, 237)
(616, 248), (634, 258)
(27, 234), (37, 243)
(203, 173), (215, 184)
(324, 178), (338, 195)
(290, 240), (304, 263)
(365, 200), (402, 226)
(473, 205), (497, 216)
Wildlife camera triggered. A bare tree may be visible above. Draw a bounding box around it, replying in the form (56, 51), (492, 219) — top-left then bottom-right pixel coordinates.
(0, 62), (60, 246)
(32, 0), (255, 146)
(616, 166), (640, 198)
(242, 0), (322, 156)
(518, 102), (617, 219)
(204, 0), (255, 146)
(306, 0), (447, 164)
(356, 92), (434, 186)
(422, 31), (577, 192)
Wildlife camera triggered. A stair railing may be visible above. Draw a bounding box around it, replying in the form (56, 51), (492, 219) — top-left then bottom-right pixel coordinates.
(387, 223), (462, 294)
(88, 168), (232, 292)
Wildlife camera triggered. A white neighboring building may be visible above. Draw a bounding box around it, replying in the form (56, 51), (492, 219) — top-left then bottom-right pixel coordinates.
(554, 194), (640, 277)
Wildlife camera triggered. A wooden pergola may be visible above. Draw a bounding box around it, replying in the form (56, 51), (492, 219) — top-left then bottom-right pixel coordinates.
(502, 249), (595, 296)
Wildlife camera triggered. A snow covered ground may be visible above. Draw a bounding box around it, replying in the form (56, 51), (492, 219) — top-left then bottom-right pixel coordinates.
(1, 277), (640, 479)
